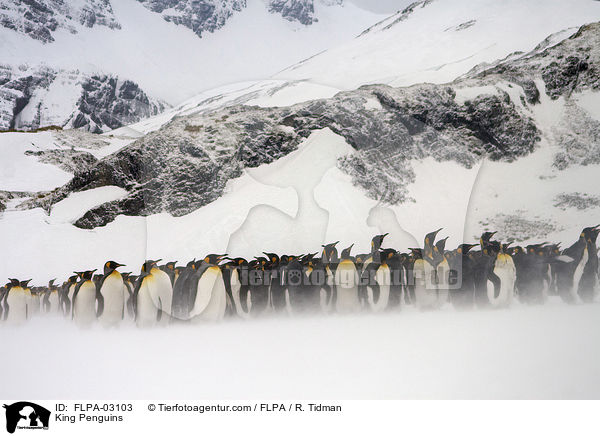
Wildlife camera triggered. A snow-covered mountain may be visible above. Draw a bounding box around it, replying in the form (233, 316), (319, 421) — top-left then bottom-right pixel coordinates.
(0, 0), (385, 131)
(277, 0), (600, 89)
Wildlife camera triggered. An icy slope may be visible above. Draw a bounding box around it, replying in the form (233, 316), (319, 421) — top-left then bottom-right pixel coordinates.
(277, 0), (600, 90)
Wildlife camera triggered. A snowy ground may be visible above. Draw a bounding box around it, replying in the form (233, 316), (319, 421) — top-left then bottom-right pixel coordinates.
(277, 0), (600, 91)
(1, 299), (599, 399)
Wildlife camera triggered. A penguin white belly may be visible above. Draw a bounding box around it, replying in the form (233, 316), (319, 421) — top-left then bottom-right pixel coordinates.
(414, 261), (438, 310)
(571, 246), (588, 302)
(5, 288), (29, 324)
(488, 255), (516, 308)
(334, 260), (360, 313)
(368, 265), (390, 312)
(99, 272), (125, 327)
(230, 270), (250, 319)
(136, 280), (159, 328)
(191, 267), (226, 322)
(150, 268), (173, 322)
(73, 282), (97, 327)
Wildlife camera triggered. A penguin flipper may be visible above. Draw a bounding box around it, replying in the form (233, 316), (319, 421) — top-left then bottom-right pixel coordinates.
(96, 290), (104, 318)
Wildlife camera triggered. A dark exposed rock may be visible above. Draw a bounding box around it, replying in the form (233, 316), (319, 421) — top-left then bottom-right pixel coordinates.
(269, 0), (320, 25)
(30, 79), (539, 227)
(0, 65), (166, 132)
(0, 0), (120, 43)
(136, 0), (246, 37)
(24, 149), (98, 174)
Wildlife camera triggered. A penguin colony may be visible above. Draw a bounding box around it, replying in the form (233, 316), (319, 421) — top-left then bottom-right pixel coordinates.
(1, 226), (599, 327)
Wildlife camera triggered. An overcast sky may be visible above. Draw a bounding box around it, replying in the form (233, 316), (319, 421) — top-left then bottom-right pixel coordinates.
(347, 0), (415, 13)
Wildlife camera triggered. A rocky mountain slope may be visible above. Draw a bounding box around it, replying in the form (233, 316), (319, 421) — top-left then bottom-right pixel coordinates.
(0, 0), (120, 43)
(0, 64), (165, 132)
(17, 21), (600, 229)
(0, 0), (382, 131)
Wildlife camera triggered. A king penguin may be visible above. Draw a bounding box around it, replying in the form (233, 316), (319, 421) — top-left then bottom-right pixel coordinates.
(189, 254), (228, 322)
(413, 229), (443, 310)
(72, 270), (98, 327)
(3, 278), (32, 324)
(579, 225), (599, 303)
(447, 244), (478, 310)
(487, 242), (516, 308)
(133, 260), (163, 327)
(97, 261), (126, 327)
(223, 257), (251, 319)
(366, 248), (396, 312)
(60, 275), (78, 317)
(320, 242), (339, 313)
(556, 227), (596, 303)
(42, 279), (61, 315)
(333, 244), (361, 313)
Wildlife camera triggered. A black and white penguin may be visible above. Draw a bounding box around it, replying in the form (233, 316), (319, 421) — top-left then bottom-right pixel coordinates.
(319, 242), (339, 313)
(556, 227), (597, 303)
(487, 242), (516, 308)
(223, 257), (251, 319)
(365, 248), (397, 312)
(513, 244), (548, 305)
(473, 232), (500, 308)
(60, 275), (78, 317)
(579, 225), (599, 303)
(42, 279), (61, 315)
(286, 253), (321, 315)
(245, 257), (272, 317)
(160, 262), (178, 286)
(333, 244), (361, 313)
(72, 270), (98, 327)
(171, 259), (198, 320)
(0, 284), (6, 320)
(3, 278), (32, 324)
(263, 253), (286, 313)
(188, 254), (228, 322)
(146, 259), (173, 322)
(121, 272), (135, 320)
(446, 244), (478, 309)
(133, 260), (162, 327)
(413, 229), (443, 310)
(97, 261), (126, 327)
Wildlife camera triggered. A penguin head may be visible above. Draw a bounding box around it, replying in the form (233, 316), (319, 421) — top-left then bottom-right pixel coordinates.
(103, 260), (124, 275)
(301, 253), (318, 267)
(263, 252), (280, 265)
(479, 231), (497, 249)
(164, 261), (177, 271)
(67, 274), (78, 284)
(20, 279), (32, 289)
(203, 254), (227, 266)
(380, 248), (397, 263)
(321, 242), (339, 263)
(48, 279), (56, 288)
(408, 248), (422, 259)
(340, 244), (354, 260)
(371, 233), (389, 252)
(424, 229), (442, 248)
(8, 278), (20, 288)
(76, 270), (96, 281)
(121, 272), (131, 280)
(225, 257), (248, 269)
(456, 243), (478, 255)
(141, 260), (161, 273)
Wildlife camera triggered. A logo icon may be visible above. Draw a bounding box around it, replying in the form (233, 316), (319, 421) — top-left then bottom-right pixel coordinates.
(3, 402), (50, 434)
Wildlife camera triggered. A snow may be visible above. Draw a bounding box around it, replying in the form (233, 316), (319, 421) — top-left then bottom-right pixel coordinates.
(277, 0), (600, 91)
(1, 300), (600, 399)
(0, 0), (386, 106)
(48, 186), (128, 224)
(0, 132), (72, 191)
(574, 91), (600, 122)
